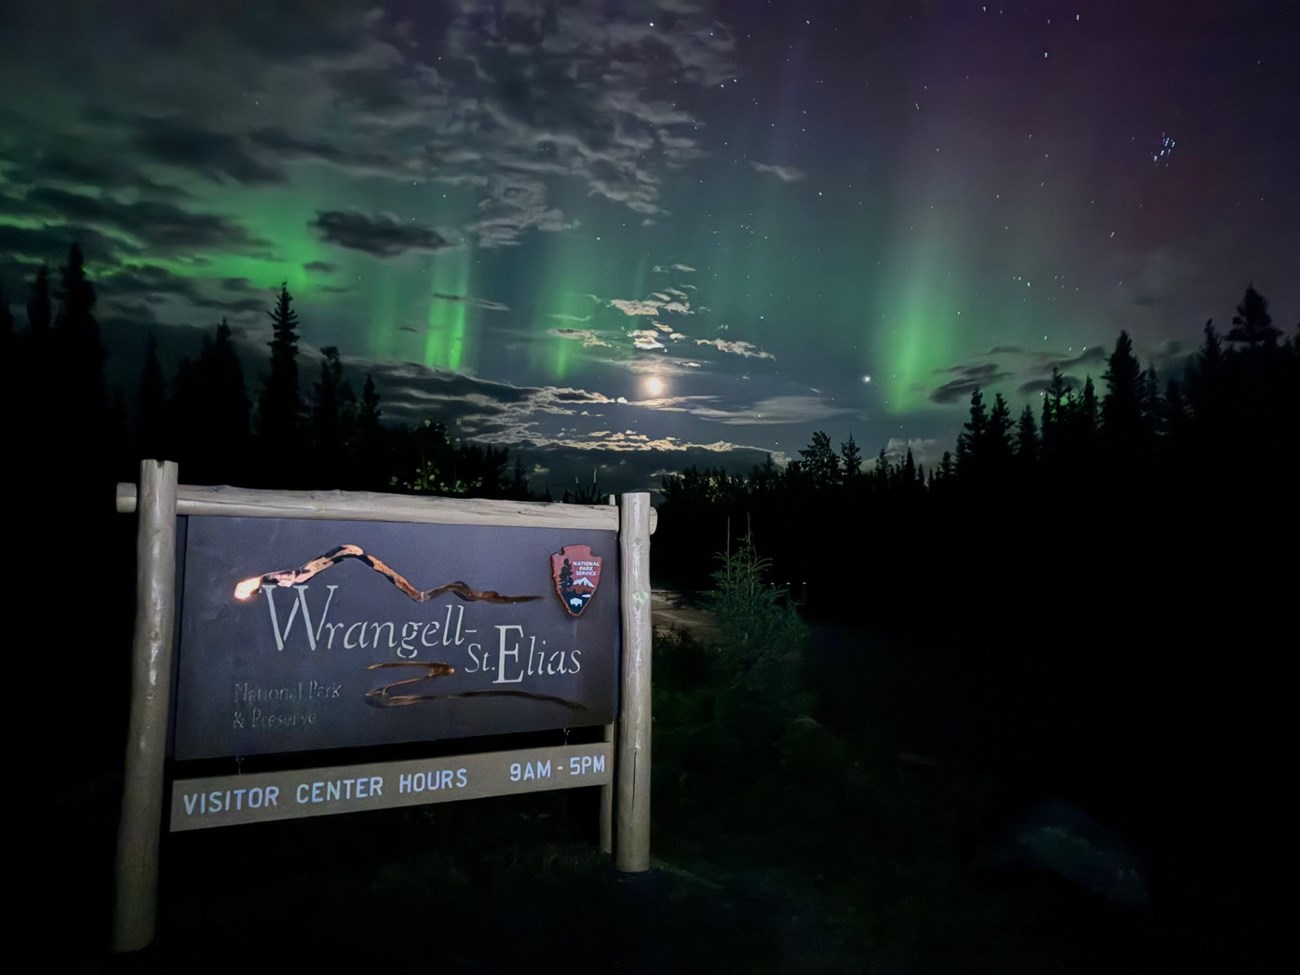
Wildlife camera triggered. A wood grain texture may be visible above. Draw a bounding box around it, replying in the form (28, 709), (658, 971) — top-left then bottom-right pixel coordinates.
(113, 460), (178, 952)
(615, 492), (653, 872)
(117, 478), (658, 533)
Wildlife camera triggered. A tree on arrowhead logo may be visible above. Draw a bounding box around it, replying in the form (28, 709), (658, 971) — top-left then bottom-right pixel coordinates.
(552, 544), (602, 617)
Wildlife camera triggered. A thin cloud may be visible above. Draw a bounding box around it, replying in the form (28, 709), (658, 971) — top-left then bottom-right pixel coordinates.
(691, 395), (855, 426)
(928, 362), (1012, 405)
(694, 338), (774, 360)
(550, 328), (613, 349)
(751, 161), (806, 182)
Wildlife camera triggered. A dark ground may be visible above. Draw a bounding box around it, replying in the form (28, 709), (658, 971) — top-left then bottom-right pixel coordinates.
(43, 593), (1289, 973)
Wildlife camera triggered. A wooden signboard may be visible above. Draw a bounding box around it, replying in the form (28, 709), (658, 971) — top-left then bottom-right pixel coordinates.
(175, 517), (620, 759)
(112, 462), (653, 952)
(170, 743), (611, 831)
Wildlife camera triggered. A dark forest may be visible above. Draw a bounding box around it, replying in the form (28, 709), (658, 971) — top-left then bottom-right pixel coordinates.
(7, 244), (1297, 971)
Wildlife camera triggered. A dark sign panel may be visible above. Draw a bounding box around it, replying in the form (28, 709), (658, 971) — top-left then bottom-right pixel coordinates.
(175, 517), (619, 760)
(170, 743), (613, 831)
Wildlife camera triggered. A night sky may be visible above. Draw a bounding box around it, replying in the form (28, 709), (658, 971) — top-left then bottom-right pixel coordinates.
(2, 0), (1296, 492)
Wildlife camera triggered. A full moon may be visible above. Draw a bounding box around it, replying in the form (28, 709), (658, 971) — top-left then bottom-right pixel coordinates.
(644, 375), (666, 397)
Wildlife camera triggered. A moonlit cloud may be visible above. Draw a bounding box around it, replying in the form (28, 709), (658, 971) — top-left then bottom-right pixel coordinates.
(690, 396), (855, 426)
(694, 338), (774, 360)
(751, 161), (806, 182)
(3, 0), (1294, 494)
(611, 299), (664, 317)
(550, 328), (613, 348)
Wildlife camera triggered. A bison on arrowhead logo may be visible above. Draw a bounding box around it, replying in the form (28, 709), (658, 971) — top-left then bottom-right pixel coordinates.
(552, 544), (603, 618)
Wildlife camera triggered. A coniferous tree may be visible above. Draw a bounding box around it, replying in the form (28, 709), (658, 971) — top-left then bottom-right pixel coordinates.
(1015, 404), (1039, 466)
(53, 245), (109, 474)
(1040, 367), (1071, 456)
(55, 245), (104, 371)
(955, 389), (987, 481)
(257, 283), (304, 483)
(938, 450), (955, 481)
(1196, 319), (1224, 382)
(508, 457), (530, 500)
(354, 373), (384, 489)
(1077, 376), (1099, 444)
(901, 447), (922, 494)
(871, 447), (892, 490)
(27, 264), (51, 333)
(21, 265), (54, 428)
(1141, 367), (1162, 437)
(749, 454), (782, 495)
(1226, 284), (1279, 347)
(986, 393), (1014, 474)
(1101, 331), (1145, 458)
(798, 430), (841, 489)
(1186, 320), (1227, 451)
(839, 433), (863, 486)
(1162, 378), (1189, 447)
(311, 346), (355, 485)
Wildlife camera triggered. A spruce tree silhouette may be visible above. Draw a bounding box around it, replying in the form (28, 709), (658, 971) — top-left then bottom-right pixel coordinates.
(1161, 377), (1189, 447)
(311, 345), (355, 486)
(257, 282), (304, 485)
(27, 263), (51, 333)
(955, 388), (987, 481)
(1015, 404), (1039, 466)
(53, 244), (109, 484)
(839, 432), (863, 484)
(1077, 375), (1099, 444)
(1101, 331), (1146, 459)
(798, 430), (841, 488)
(986, 392), (1014, 475)
(21, 264), (54, 442)
(1226, 284), (1280, 347)
(356, 374), (385, 489)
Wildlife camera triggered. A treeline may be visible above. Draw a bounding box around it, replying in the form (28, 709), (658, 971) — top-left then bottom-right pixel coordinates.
(656, 284), (1298, 860)
(1, 244), (534, 499)
(2, 243), (546, 776)
(131, 282), (531, 497)
(656, 284), (1299, 628)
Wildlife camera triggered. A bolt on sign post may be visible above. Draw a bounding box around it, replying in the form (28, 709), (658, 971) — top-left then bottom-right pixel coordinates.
(112, 461), (654, 952)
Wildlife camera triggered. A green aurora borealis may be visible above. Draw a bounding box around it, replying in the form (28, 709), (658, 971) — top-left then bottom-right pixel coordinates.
(1, 0), (1296, 490)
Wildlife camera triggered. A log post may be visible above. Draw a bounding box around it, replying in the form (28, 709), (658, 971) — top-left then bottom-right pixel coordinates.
(113, 460), (179, 951)
(599, 723), (614, 854)
(615, 492), (652, 871)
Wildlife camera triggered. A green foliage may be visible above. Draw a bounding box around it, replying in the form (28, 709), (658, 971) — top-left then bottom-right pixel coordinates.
(391, 421), (485, 496)
(705, 533), (811, 752)
(706, 534), (804, 661)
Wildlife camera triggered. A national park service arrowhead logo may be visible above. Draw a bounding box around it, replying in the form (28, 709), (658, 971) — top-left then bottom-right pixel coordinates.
(552, 544), (602, 618)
